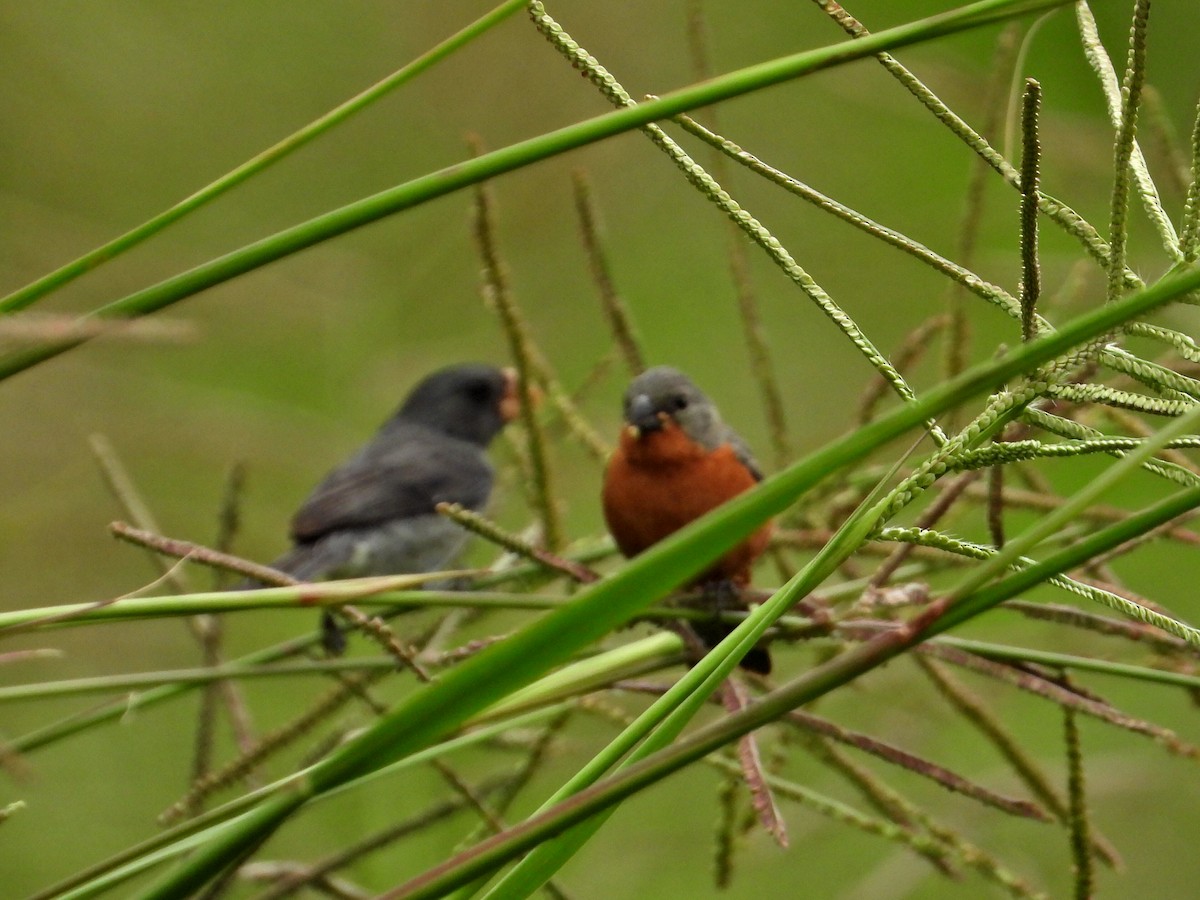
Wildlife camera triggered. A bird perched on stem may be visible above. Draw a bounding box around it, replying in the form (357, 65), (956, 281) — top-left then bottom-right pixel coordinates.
(602, 365), (774, 673)
(250, 363), (520, 645)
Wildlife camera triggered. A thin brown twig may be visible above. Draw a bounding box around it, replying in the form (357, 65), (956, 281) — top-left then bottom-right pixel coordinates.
(243, 864), (370, 900)
(580, 684), (797, 863)
(961, 482), (1200, 546)
(985, 418), (1034, 555)
(90, 434), (190, 593)
(110, 520), (295, 585)
(216, 667), (260, 763)
(190, 461), (254, 805)
(921, 643), (1200, 760)
(986, 462), (1006, 549)
(432, 759), (508, 833)
(469, 134), (564, 550)
(110, 521), (433, 679)
(1064, 702), (1094, 899)
(858, 315), (950, 425)
(244, 777), (513, 900)
(160, 668), (391, 824)
(456, 714), (577, 900)
(800, 734), (959, 878)
(615, 674), (1045, 824)
(613, 679), (1037, 891)
(685, 0), (790, 470)
(914, 655), (1122, 868)
(867, 470), (982, 590)
(1002, 599), (1198, 659)
(435, 714), (577, 900)
(786, 709), (1048, 821)
(189, 617), (222, 814)
(0, 314), (196, 343)
(570, 169), (646, 377)
(720, 678), (788, 847)
(437, 503), (600, 583)
(1018, 78), (1042, 344)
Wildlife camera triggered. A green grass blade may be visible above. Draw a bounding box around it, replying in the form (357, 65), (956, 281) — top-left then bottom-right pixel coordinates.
(42, 703), (574, 900)
(0, 0), (527, 315)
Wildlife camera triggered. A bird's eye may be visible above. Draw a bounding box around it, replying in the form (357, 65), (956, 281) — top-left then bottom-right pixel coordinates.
(671, 395), (689, 411)
(467, 381), (493, 403)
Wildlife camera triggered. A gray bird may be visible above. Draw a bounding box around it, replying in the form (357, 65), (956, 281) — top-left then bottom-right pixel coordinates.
(259, 363), (519, 584)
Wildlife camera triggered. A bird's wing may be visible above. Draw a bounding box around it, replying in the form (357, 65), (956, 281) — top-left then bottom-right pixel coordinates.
(724, 425), (765, 482)
(289, 429), (493, 542)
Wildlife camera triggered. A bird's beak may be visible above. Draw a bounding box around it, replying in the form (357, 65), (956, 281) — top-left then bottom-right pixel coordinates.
(627, 393), (663, 436)
(499, 367), (534, 423)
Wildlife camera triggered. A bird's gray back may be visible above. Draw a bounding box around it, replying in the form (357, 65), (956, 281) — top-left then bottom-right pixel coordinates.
(289, 422), (493, 543)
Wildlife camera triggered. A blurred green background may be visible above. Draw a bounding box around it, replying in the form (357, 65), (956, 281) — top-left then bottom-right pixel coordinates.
(2, 2), (1198, 896)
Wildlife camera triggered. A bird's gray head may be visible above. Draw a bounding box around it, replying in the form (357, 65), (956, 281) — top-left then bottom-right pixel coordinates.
(622, 365), (725, 450)
(393, 363), (518, 446)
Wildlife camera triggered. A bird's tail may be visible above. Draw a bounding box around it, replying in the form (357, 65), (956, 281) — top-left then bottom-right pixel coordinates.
(681, 581), (773, 675)
(227, 542), (341, 590)
(690, 620), (773, 675)
(227, 543), (350, 655)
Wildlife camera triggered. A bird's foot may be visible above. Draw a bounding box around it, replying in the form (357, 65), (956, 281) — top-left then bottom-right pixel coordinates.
(320, 610), (347, 656)
(686, 579), (772, 676)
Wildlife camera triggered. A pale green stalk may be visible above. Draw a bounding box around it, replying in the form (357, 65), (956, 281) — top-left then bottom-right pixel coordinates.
(1076, 1), (1179, 259)
(937, 636), (1200, 689)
